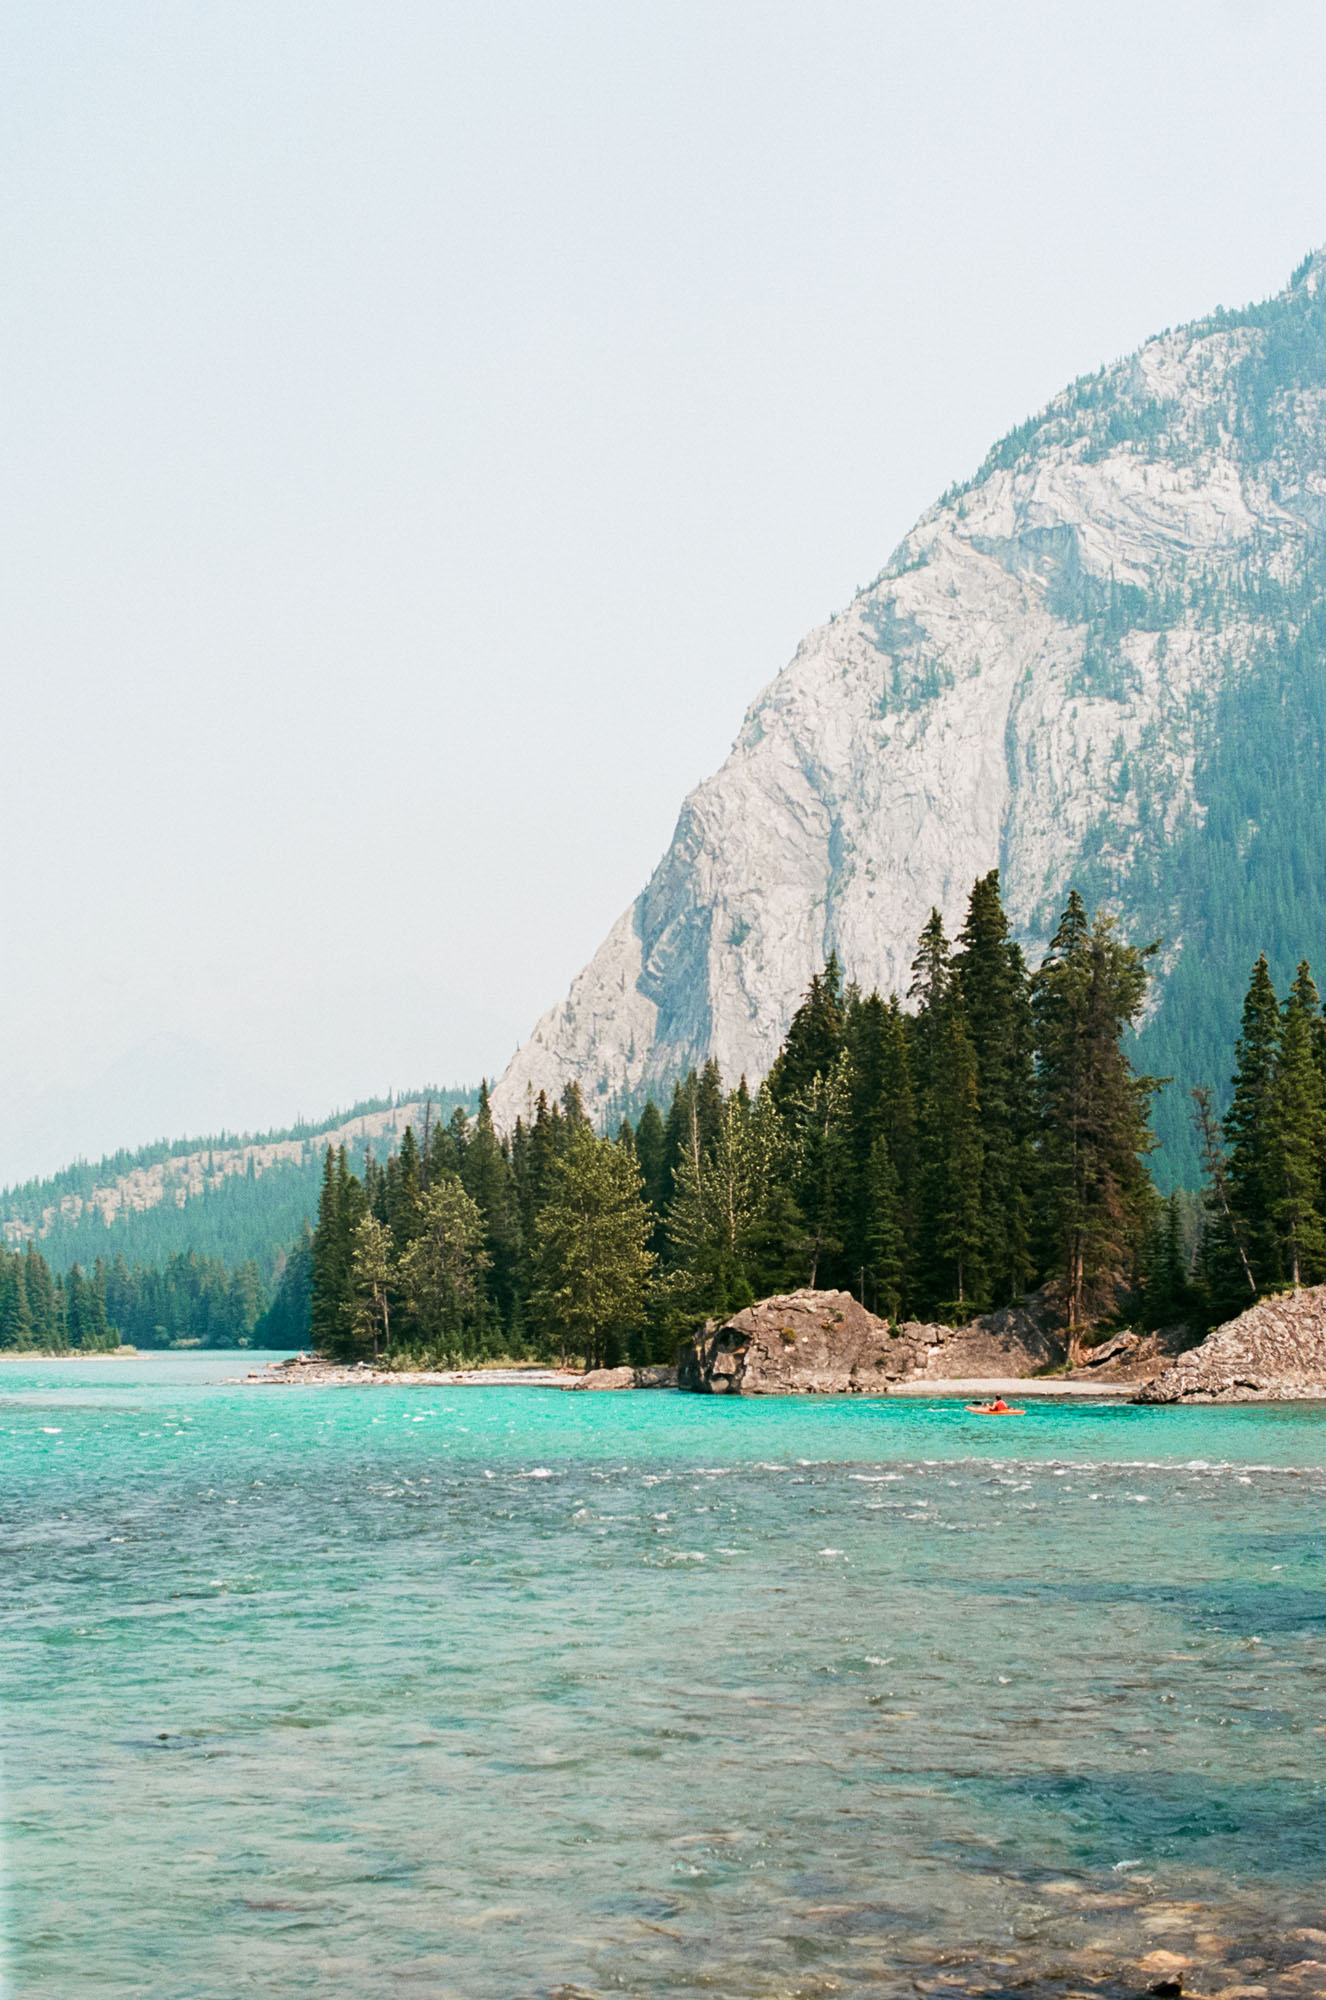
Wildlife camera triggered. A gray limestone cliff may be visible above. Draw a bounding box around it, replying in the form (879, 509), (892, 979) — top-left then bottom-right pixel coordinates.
(494, 252), (1326, 1176)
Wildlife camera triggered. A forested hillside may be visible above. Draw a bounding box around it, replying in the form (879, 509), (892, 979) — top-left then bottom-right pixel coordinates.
(0, 1089), (474, 1348)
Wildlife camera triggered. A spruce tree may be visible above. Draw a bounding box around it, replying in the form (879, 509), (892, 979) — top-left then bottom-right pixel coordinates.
(349, 1215), (394, 1359)
(766, 955), (845, 1111)
(1032, 894), (1161, 1350)
(908, 910), (985, 1312)
(863, 1135), (906, 1319)
(1224, 953), (1283, 1285)
(461, 1082), (522, 1337)
(397, 1176), (489, 1361)
(633, 1099), (668, 1250)
(0, 1254), (30, 1349)
(532, 1123), (656, 1368)
(24, 1241), (59, 1349)
(1267, 961), (1326, 1285)
(953, 870), (1036, 1303)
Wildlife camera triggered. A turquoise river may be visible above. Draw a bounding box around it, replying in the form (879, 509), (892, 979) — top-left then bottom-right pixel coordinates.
(3, 1353), (1325, 1998)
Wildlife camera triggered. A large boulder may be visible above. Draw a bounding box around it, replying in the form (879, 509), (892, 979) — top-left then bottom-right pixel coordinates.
(678, 1290), (1065, 1395)
(1135, 1286), (1326, 1402)
(568, 1364), (678, 1391)
(680, 1290), (910, 1394)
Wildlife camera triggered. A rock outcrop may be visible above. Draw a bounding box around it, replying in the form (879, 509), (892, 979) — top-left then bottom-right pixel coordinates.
(568, 1364), (678, 1391)
(1135, 1286), (1326, 1402)
(678, 1289), (1064, 1394)
(492, 251), (1326, 1178)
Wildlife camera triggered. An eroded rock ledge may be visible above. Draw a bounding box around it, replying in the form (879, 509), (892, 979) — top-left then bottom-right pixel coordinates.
(1135, 1286), (1326, 1403)
(678, 1289), (1063, 1395)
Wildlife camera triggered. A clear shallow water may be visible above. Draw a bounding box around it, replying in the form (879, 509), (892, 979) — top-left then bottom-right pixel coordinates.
(4, 1355), (1326, 1999)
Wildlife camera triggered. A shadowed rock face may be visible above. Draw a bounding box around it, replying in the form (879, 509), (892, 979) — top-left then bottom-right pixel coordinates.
(678, 1289), (1064, 1394)
(1136, 1287), (1326, 1402)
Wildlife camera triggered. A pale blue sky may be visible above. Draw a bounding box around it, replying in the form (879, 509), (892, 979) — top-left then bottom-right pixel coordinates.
(4, 0), (1326, 1179)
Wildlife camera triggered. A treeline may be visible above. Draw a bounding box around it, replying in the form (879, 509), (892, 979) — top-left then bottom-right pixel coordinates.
(0, 1243), (118, 1352)
(1195, 953), (1326, 1317)
(305, 875), (1167, 1369)
(0, 1242), (268, 1352)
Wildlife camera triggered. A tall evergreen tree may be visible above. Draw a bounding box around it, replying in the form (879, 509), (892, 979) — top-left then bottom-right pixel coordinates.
(532, 1123), (655, 1368)
(1267, 961), (1326, 1285)
(1224, 953), (1283, 1285)
(397, 1176), (489, 1360)
(766, 954), (845, 1110)
(349, 1214), (394, 1358)
(1032, 894), (1161, 1351)
(461, 1082), (522, 1336)
(953, 870), (1036, 1303)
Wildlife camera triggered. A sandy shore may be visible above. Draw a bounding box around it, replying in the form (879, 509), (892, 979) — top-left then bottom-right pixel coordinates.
(239, 1359), (1130, 1395)
(236, 1361), (581, 1388)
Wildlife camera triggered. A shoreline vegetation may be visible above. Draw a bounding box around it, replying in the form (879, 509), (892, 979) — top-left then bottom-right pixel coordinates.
(10, 876), (1326, 1381)
(236, 1352), (1132, 1395)
(285, 874), (1326, 1386)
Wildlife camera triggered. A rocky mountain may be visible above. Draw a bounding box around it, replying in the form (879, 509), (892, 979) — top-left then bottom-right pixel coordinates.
(1, 1089), (473, 1276)
(493, 250), (1326, 1184)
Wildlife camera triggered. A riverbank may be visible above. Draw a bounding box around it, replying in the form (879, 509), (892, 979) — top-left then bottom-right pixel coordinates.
(240, 1355), (1131, 1396)
(237, 1357), (580, 1388)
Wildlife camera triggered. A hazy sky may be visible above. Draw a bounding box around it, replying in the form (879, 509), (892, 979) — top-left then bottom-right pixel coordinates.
(5, 0), (1326, 1181)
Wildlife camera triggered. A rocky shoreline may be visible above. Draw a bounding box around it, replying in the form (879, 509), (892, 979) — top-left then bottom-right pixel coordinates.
(240, 1283), (1326, 1401)
(677, 1288), (1165, 1396)
(1136, 1285), (1326, 1402)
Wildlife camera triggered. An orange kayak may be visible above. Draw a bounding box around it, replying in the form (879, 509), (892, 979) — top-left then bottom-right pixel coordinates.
(965, 1404), (1026, 1415)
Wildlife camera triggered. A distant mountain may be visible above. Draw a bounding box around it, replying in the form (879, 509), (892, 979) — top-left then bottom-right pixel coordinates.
(493, 249), (1326, 1185)
(1, 1089), (474, 1277)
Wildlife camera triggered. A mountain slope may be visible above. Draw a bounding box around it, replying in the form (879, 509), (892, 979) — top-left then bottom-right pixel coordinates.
(492, 250), (1326, 1183)
(1, 1090), (474, 1276)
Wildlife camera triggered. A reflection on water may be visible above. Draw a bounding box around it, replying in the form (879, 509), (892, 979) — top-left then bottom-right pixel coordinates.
(3, 1355), (1325, 1997)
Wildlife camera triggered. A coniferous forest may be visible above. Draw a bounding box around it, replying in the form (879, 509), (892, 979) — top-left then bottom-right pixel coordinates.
(300, 875), (1178, 1370)
(10, 873), (1325, 1363)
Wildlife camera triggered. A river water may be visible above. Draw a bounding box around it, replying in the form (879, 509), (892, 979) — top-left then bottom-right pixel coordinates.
(4, 1354), (1325, 1998)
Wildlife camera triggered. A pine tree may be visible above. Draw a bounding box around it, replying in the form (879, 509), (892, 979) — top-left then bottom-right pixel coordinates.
(766, 954), (845, 1110)
(461, 1082), (521, 1337)
(785, 1051), (853, 1288)
(532, 1123), (656, 1368)
(0, 1254), (31, 1349)
(397, 1175), (489, 1360)
(953, 870), (1036, 1303)
(349, 1214), (394, 1359)
(863, 1135), (906, 1319)
(1224, 954), (1283, 1285)
(310, 1146), (365, 1360)
(24, 1242), (59, 1349)
(1267, 961), (1326, 1285)
(908, 910), (985, 1312)
(1032, 894), (1161, 1351)
(386, 1127), (423, 1247)
(255, 1226), (314, 1349)
(841, 990), (914, 1308)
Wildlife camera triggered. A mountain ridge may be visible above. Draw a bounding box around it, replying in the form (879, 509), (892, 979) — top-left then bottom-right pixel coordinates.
(492, 248), (1326, 1182)
(1, 1088), (475, 1276)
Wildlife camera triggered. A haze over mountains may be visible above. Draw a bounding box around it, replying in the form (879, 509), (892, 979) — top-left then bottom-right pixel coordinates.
(0, 1091), (473, 1280)
(493, 249), (1326, 1183)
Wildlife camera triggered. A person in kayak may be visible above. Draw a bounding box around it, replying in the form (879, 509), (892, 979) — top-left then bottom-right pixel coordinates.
(965, 1395), (1025, 1414)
